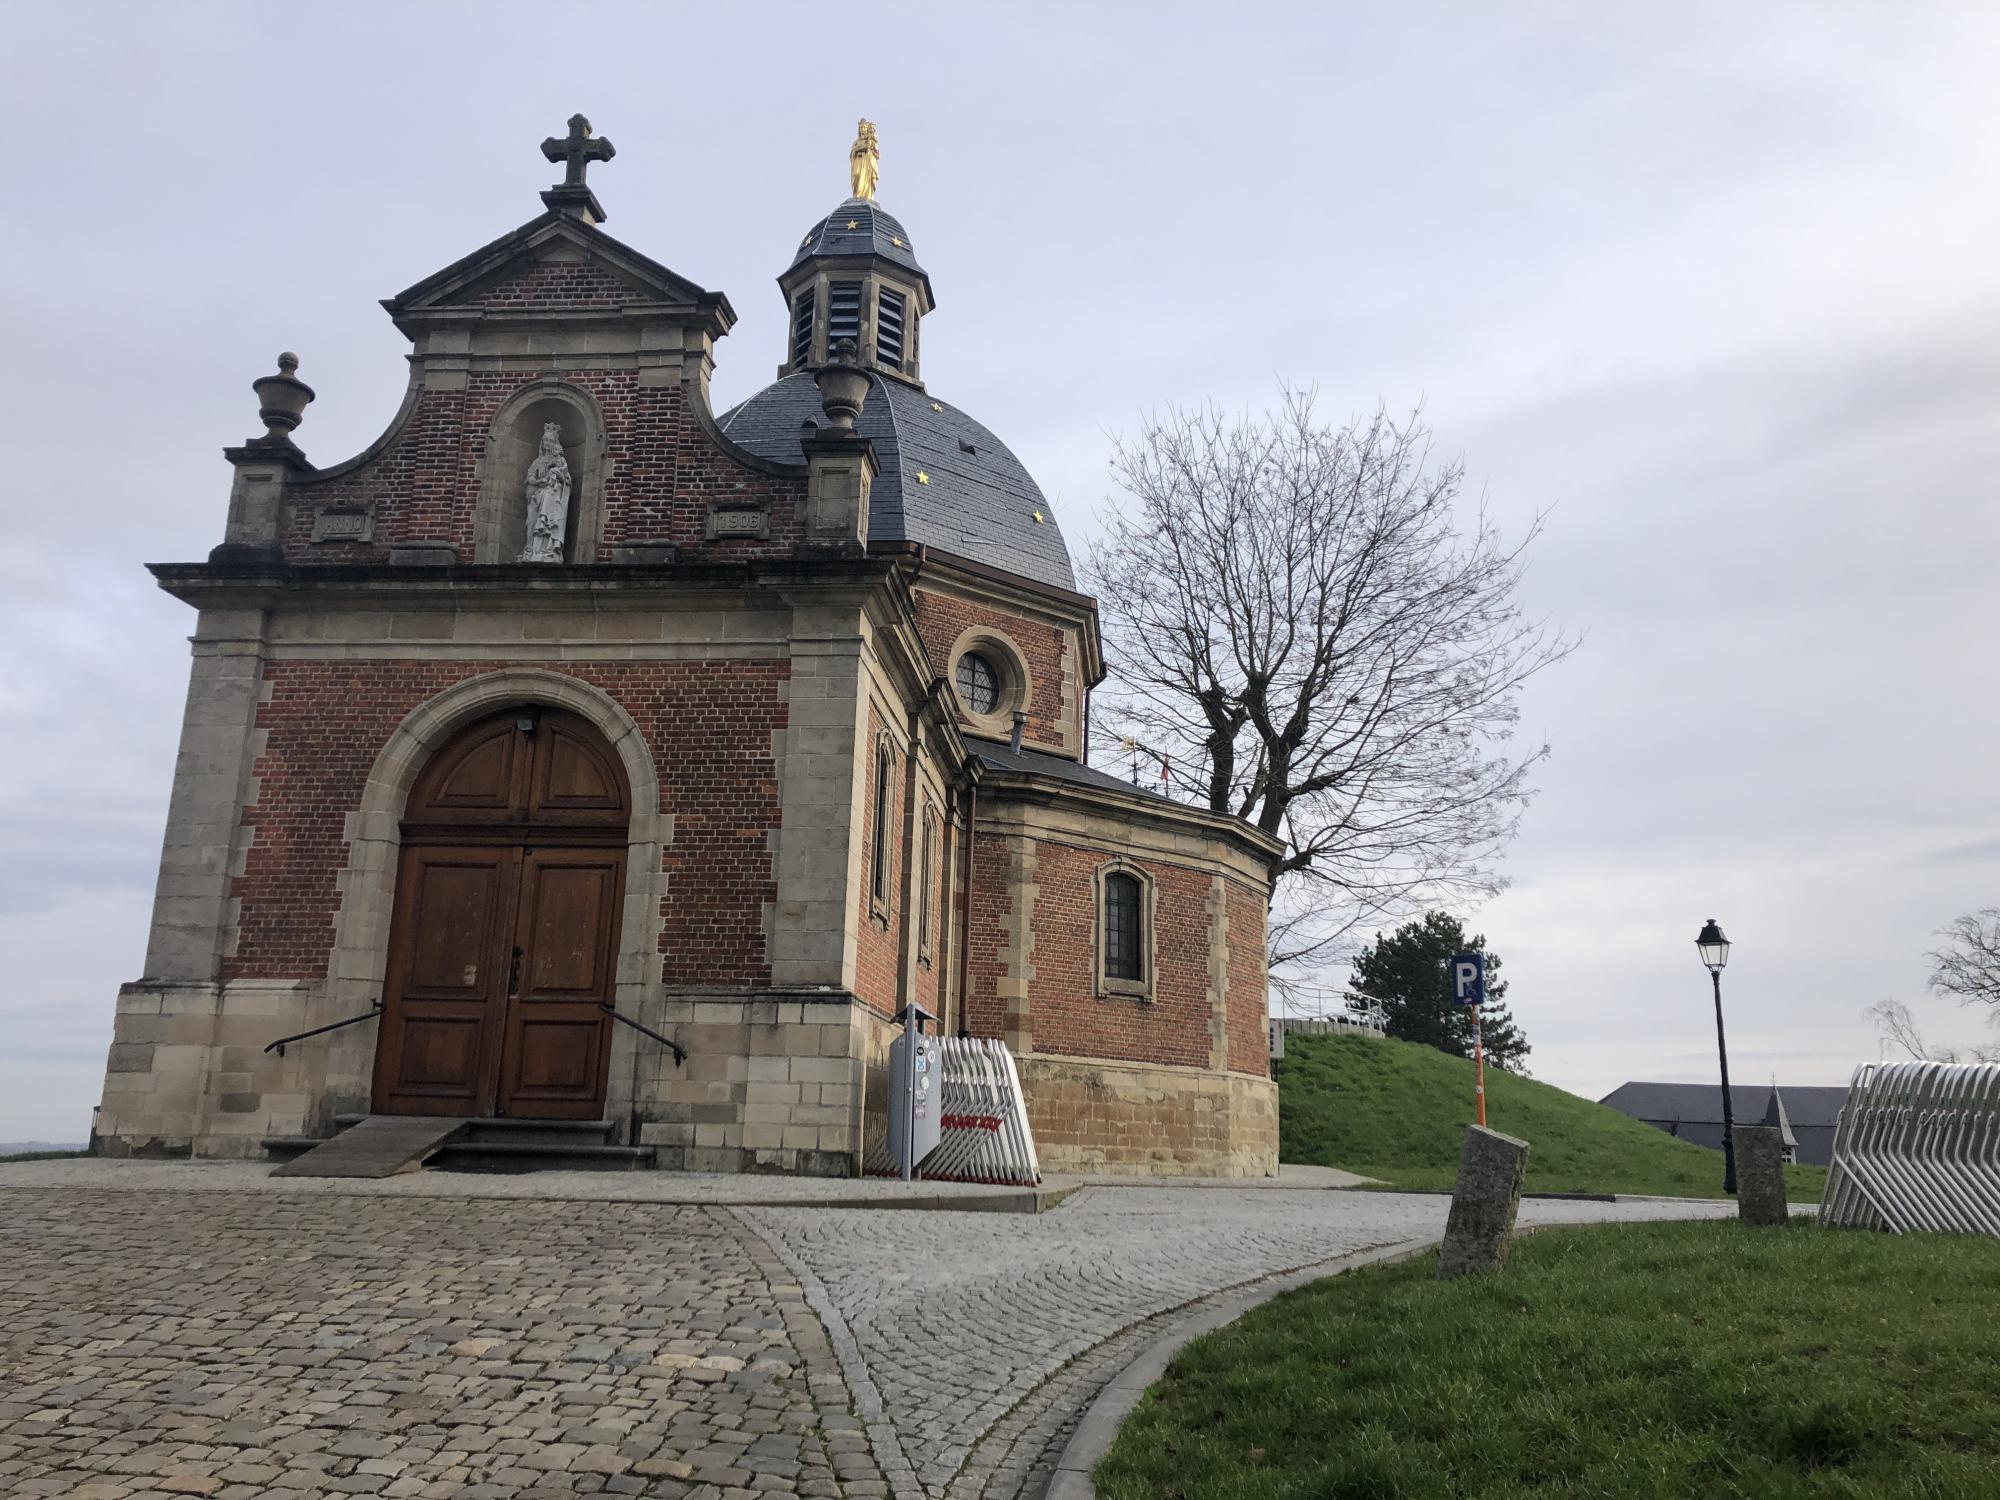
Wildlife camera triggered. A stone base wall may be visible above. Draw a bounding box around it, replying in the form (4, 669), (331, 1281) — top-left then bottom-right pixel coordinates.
(94, 978), (356, 1160)
(630, 995), (888, 1178)
(1018, 1053), (1278, 1178)
(92, 981), (891, 1177)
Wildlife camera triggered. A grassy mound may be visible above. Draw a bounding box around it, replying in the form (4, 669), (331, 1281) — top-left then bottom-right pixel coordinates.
(1099, 1220), (2000, 1500)
(1279, 1030), (1827, 1199)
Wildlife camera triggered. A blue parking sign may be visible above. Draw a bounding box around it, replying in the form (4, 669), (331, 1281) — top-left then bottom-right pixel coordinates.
(1451, 952), (1485, 1007)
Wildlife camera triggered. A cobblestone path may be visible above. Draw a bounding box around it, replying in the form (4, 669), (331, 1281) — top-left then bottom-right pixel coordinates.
(740, 1188), (1740, 1500)
(0, 1174), (1736, 1500)
(0, 1187), (882, 1500)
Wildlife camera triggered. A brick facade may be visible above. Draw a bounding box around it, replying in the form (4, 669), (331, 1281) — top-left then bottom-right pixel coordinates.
(228, 657), (786, 989)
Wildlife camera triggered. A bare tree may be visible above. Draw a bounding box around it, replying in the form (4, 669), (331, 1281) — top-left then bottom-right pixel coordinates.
(1866, 996), (2000, 1064)
(1084, 391), (1575, 971)
(1929, 908), (2000, 1013)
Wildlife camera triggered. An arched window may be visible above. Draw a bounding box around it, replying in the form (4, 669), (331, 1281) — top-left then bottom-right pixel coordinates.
(1104, 874), (1142, 980)
(870, 736), (894, 919)
(1096, 863), (1155, 999)
(917, 803), (938, 963)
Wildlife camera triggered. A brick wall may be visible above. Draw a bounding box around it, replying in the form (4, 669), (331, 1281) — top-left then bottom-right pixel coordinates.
(963, 831), (1017, 1042)
(1025, 842), (1213, 1068)
(962, 831), (1239, 1070)
(282, 374), (807, 564)
(226, 659), (786, 988)
(471, 259), (646, 311)
(1226, 880), (1271, 1077)
(911, 588), (1072, 751)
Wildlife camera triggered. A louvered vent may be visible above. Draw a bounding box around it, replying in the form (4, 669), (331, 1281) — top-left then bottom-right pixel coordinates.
(828, 281), (863, 348)
(790, 289), (816, 369)
(876, 288), (907, 371)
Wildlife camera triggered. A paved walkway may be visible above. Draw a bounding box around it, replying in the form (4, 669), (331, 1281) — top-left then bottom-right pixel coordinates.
(0, 1162), (1734, 1500)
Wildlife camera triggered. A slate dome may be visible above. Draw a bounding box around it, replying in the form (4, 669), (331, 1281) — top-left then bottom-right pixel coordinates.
(718, 371), (1076, 593)
(790, 198), (929, 290)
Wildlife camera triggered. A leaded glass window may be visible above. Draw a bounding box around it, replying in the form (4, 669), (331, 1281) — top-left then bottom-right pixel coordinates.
(956, 653), (1000, 715)
(1104, 872), (1143, 982)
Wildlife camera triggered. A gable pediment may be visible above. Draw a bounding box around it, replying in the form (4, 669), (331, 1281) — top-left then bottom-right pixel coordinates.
(383, 213), (734, 334)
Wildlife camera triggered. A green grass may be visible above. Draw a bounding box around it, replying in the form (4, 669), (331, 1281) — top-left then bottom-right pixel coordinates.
(0, 1150), (87, 1163)
(1279, 1031), (1827, 1200)
(1099, 1220), (2000, 1500)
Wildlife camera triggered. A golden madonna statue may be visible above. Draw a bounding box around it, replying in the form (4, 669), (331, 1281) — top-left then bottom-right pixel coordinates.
(850, 119), (880, 200)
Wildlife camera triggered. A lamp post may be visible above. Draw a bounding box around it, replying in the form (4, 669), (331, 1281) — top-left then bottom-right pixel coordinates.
(1696, 917), (1736, 1195)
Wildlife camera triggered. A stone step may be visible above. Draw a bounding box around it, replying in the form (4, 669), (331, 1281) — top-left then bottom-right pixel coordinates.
(265, 1115), (632, 1170)
(428, 1140), (654, 1173)
(458, 1117), (618, 1147)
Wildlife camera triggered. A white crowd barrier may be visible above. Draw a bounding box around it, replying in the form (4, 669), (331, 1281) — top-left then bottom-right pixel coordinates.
(920, 1036), (1041, 1185)
(1819, 1061), (2000, 1237)
(861, 1035), (1041, 1185)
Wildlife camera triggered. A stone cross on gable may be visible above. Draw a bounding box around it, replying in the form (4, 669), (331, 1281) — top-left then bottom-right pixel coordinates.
(540, 115), (616, 223)
(543, 114), (616, 187)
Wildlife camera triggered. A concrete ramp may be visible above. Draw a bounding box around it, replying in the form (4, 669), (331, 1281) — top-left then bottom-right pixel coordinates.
(270, 1116), (467, 1178)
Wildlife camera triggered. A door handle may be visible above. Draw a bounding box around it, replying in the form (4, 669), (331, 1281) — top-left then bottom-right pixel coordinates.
(508, 945), (523, 997)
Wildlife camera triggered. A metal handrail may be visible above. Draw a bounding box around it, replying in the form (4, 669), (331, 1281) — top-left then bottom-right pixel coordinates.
(599, 1001), (687, 1065)
(264, 1001), (383, 1057)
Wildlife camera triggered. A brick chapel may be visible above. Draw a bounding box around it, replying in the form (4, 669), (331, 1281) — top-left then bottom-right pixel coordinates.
(94, 119), (1281, 1176)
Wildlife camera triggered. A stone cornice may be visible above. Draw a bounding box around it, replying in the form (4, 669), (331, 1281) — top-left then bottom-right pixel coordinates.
(976, 767), (1281, 884)
(148, 557), (906, 611)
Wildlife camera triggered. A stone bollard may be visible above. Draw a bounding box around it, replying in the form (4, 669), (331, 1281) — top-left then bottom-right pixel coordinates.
(1734, 1124), (1789, 1226)
(1437, 1125), (1530, 1280)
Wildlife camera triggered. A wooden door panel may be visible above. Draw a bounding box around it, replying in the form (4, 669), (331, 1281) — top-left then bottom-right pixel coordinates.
(410, 719), (530, 823)
(522, 863), (617, 994)
(393, 1016), (486, 1088)
(403, 863), (505, 994)
(498, 848), (622, 1118)
(537, 725), (624, 811)
(372, 846), (514, 1117)
(511, 1020), (601, 1091)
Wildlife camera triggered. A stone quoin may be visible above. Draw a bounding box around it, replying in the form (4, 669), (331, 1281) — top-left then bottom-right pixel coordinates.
(93, 119), (1282, 1177)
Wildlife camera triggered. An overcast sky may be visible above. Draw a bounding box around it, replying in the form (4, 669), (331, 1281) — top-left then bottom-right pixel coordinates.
(4, 4), (1997, 1143)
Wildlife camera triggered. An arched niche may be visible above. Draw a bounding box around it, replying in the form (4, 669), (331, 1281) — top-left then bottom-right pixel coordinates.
(474, 380), (609, 563)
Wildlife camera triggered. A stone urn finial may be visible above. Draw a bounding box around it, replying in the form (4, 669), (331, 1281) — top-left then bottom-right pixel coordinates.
(813, 337), (870, 430)
(252, 352), (316, 439)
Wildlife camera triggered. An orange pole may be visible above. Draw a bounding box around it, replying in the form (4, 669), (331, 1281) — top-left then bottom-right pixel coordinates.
(1473, 1005), (1487, 1127)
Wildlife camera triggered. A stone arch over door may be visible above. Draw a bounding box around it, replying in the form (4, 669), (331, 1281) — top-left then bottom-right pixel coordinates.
(474, 380), (611, 563)
(316, 669), (670, 1135)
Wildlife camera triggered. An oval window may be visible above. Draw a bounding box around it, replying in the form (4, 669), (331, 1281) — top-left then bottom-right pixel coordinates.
(955, 652), (1001, 715)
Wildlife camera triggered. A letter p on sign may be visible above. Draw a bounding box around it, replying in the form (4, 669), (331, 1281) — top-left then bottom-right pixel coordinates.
(1451, 952), (1485, 1007)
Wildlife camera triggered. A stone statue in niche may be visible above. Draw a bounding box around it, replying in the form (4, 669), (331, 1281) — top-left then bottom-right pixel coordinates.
(518, 421), (572, 562)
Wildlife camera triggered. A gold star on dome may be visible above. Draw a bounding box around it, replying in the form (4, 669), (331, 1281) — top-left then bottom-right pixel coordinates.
(846, 219), (858, 229)
(801, 234), (813, 248)
(930, 401), (943, 412)
(890, 236), (904, 247)
(1032, 510), (1044, 523)
(916, 470), (930, 484)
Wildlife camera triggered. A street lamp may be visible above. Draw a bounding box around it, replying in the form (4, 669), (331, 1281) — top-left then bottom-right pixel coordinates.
(1696, 918), (1736, 1194)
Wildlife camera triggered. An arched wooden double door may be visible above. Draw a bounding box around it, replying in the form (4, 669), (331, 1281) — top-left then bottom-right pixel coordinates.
(372, 708), (630, 1119)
